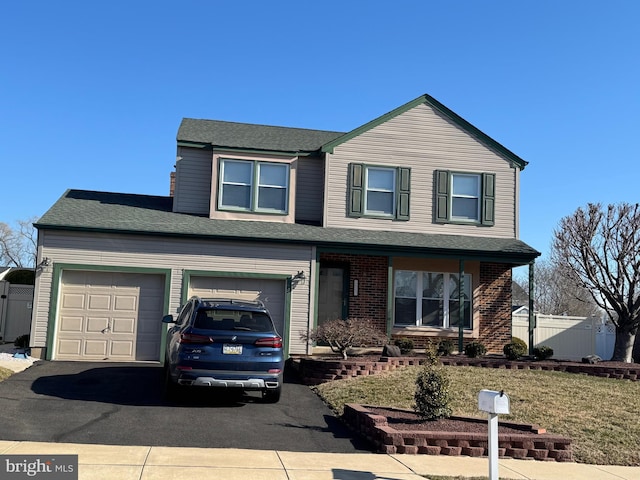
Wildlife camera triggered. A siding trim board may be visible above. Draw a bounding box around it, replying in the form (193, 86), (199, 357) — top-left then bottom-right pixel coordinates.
(46, 263), (172, 361)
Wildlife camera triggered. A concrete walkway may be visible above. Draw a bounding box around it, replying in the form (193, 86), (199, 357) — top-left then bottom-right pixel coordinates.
(0, 440), (639, 480)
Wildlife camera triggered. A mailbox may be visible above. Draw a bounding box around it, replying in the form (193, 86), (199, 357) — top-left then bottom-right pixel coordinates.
(478, 389), (510, 414)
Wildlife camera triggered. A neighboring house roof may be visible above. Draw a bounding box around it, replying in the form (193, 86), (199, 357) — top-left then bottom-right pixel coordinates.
(178, 94), (528, 170)
(177, 118), (344, 154)
(36, 190), (540, 265)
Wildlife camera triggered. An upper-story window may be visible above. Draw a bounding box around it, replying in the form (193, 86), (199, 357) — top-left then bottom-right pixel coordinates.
(348, 163), (410, 220)
(435, 170), (495, 226)
(451, 173), (480, 221)
(365, 167), (396, 216)
(219, 159), (289, 214)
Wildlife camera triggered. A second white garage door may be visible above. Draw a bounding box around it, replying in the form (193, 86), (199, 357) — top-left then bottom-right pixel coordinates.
(188, 276), (286, 337)
(56, 271), (165, 361)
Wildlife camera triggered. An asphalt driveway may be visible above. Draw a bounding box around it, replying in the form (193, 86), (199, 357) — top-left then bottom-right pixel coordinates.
(0, 361), (371, 452)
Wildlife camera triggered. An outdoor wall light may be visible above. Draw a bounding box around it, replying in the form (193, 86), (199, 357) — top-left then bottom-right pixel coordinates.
(36, 257), (52, 272)
(354, 279), (359, 297)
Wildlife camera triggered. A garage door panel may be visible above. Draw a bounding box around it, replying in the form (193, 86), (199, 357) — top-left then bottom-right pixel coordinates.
(62, 293), (85, 309)
(114, 295), (136, 311)
(56, 271), (164, 361)
(84, 340), (108, 356)
(59, 316), (83, 333)
(112, 317), (135, 334)
(86, 317), (109, 333)
(58, 339), (82, 356)
(110, 341), (134, 357)
(88, 294), (111, 310)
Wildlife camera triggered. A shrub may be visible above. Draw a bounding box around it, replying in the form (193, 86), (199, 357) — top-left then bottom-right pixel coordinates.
(413, 356), (452, 420)
(464, 341), (487, 358)
(437, 339), (455, 356)
(14, 334), (30, 349)
(504, 337), (528, 360)
(533, 345), (554, 360)
(300, 318), (387, 359)
(394, 337), (414, 355)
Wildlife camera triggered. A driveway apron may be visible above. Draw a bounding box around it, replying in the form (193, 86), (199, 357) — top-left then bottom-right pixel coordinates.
(0, 361), (371, 452)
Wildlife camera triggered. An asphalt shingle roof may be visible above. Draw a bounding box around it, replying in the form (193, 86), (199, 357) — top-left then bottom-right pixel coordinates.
(36, 190), (540, 265)
(178, 118), (344, 153)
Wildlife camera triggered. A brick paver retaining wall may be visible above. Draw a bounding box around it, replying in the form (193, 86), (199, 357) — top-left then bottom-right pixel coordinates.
(290, 355), (640, 385)
(342, 404), (573, 462)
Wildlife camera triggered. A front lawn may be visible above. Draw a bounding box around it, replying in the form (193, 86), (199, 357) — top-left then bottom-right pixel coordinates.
(313, 365), (640, 466)
(0, 366), (13, 382)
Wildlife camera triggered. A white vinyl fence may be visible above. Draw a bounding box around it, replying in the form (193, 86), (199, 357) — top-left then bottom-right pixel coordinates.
(513, 313), (615, 361)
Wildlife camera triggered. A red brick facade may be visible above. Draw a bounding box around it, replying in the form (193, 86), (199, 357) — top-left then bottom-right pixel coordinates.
(318, 254), (513, 353)
(319, 253), (388, 332)
(477, 263), (513, 353)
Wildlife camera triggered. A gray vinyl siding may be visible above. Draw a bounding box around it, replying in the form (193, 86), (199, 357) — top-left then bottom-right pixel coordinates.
(324, 103), (518, 238)
(295, 155), (324, 224)
(173, 146), (212, 215)
(33, 231), (314, 355)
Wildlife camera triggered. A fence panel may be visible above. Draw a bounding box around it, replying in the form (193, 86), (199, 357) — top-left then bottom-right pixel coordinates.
(2, 284), (34, 343)
(513, 314), (601, 361)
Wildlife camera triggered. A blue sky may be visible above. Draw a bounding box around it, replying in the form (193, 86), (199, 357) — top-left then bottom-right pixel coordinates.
(1, 1), (638, 260)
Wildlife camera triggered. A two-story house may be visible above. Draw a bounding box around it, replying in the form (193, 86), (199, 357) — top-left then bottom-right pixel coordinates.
(30, 94), (539, 362)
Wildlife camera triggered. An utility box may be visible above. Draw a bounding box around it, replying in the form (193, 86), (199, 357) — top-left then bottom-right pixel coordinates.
(478, 389), (510, 414)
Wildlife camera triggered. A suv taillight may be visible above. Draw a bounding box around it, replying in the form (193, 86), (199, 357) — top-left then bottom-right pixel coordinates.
(255, 337), (282, 348)
(179, 333), (214, 344)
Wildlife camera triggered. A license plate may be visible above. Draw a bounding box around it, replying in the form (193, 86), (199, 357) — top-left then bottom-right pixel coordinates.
(223, 344), (243, 355)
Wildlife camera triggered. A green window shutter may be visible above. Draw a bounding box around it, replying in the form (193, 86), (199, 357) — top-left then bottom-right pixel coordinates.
(435, 170), (449, 223)
(348, 163), (364, 217)
(396, 167), (411, 220)
(481, 172), (495, 226)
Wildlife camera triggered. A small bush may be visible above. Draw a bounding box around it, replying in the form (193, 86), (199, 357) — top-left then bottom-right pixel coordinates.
(533, 345), (554, 360)
(300, 318), (387, 359)
(394, 337), (414, 355)
(413, 360), (452, 420)
(504, 337), (528, 360)
(14, 334), (30, 349)
(437, 339), (455, 356)
(464, 341), (487, 358)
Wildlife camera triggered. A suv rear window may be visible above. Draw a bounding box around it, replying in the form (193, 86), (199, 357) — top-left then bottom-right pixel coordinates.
(193, 309), (273, 332)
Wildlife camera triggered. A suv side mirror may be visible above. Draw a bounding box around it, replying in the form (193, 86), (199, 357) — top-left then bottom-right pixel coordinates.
(162, 314), (176, 324)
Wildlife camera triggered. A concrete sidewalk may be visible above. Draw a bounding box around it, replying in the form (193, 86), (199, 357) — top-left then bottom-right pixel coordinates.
(1, 441), (639, 480)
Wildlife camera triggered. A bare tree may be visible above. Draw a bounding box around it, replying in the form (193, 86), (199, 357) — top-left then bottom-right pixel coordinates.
(0, 217), (38, 267)
(514, 259), (600, 316)
(552, 203), (640, 362)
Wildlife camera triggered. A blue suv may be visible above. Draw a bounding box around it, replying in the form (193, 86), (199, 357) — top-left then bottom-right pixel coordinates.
(163, 297), (284, 403)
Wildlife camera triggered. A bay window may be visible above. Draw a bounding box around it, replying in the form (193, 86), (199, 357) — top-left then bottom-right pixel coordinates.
(394, 270), (472, 328)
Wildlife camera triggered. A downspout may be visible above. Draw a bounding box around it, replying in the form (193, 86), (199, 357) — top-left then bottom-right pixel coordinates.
(459, 259), (465, 353)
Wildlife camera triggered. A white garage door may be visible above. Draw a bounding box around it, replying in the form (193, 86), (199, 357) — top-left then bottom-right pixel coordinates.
(188, 277), (286, 337)
(56, 271), (164, 361)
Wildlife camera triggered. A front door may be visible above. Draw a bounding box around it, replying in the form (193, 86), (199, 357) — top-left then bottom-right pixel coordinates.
(318, 267), (347, 324)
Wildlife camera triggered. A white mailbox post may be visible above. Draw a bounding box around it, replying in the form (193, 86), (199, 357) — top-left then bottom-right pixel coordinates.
(478, 390), (510, 480)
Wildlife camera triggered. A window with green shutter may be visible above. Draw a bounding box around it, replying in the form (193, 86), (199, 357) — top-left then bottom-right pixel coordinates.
(348, 163), (411, 220)
(434, 170), (495, 226)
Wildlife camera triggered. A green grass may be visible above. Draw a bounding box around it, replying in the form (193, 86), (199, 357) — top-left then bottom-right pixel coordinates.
(0, 366), (13, 382)
(313, 365), (640, 466)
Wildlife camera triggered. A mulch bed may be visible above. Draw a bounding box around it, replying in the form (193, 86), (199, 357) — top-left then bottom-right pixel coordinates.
(367, 407), (538, 434)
